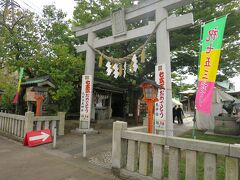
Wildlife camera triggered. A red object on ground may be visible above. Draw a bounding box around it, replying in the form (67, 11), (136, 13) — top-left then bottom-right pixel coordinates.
(24, 129), (52, 147)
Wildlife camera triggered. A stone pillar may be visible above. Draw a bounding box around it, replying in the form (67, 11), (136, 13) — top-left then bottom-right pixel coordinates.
(156, 7), (173, 136)
(168, 147), (180, 180)
(126, 140), (138, 172)
(153, 144), (164, 179)
(225, 157), (239, 180)
(24, 111), (34, 134)
(112, 121), (127, 173)
(204, 153), (216, 180)
(185, 150), (197, 180)
(58, 112), (66, 136)
(139, 142), (149, 176)
(85, 32), (96, 76)
(80, 32), (96, 130)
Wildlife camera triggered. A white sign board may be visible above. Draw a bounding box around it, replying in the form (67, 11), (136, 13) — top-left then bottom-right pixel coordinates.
(155, 64), (166, 130)
(80, 75), (93, 129)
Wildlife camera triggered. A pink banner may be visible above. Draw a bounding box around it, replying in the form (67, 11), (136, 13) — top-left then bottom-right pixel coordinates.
(195, 81), (215, 113)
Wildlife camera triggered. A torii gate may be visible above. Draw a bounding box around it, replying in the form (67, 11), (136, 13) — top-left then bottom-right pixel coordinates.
(73, 0), (194, 136)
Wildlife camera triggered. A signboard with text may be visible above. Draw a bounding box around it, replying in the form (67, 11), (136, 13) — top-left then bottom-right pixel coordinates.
(80, 75), (93, 129)
(155, 64), (166, 130)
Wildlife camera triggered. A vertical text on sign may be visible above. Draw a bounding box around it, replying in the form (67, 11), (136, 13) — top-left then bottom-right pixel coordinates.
(80, 75), (93, 128)
(155, 64), (166, 130)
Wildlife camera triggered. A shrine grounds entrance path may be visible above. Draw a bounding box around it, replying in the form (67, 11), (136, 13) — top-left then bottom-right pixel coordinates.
(0, 116), (193, 180)
(0, 135), (118, 180)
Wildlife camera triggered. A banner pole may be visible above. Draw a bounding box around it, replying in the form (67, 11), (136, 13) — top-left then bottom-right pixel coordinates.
(193, 25), (203, 139)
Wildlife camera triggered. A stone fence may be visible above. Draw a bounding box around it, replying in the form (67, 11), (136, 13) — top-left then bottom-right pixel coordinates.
(112, 121), (240, 180)
(0, 111), (65, 140)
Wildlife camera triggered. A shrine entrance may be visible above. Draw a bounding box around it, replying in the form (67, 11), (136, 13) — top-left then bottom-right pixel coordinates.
(73, 0), (194, 136)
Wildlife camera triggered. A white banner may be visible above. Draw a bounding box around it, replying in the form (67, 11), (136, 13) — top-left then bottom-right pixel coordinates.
(80, 75), (93, 129)
(155, 64), (166, 130)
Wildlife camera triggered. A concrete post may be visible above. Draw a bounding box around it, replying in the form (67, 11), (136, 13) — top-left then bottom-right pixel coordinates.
(156, 7), (173, 136)
(153, 144), (164, 179)
(83, 132), (86, 158)
(112, 121), (127, 173)
(80, 32), (96, 129)
(126, 140), (138, 172)
(85, 32), (96, 76)
(58, 112), (66, 135)
(185, 150), (197, 180)
(204, 153), (216, 180)
(139, 142), (149, 176)
(168, 147), (180, 180)
(24, 111), (34, 134)
(53, 126), (57, 149)
(225, 157), (239, 180)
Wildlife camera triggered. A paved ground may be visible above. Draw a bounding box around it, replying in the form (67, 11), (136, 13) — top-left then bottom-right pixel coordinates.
(173, 115), (194, 136)
(0, 135), (118, 180)
(0, 116), (194, 180)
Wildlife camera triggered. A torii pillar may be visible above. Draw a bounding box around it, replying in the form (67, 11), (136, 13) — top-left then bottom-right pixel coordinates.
(73, 0), (194, 135)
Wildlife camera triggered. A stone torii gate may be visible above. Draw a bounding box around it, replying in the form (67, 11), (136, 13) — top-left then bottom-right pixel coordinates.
(73, 0), (194, 136)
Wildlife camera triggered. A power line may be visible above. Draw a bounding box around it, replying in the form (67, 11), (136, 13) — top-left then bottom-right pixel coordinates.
(23, 0), (42, 14)
(15, 0), (42, 16)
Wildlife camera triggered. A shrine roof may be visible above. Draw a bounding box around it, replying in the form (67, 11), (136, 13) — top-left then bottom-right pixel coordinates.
(179, 89), (196, 95)
(21, 76), (55, 88)
(94, 80), (127, 94)
(226, 90), (240, 96)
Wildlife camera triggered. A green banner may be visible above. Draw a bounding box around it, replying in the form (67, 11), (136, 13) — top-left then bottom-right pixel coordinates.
(201, 16), (227, 51)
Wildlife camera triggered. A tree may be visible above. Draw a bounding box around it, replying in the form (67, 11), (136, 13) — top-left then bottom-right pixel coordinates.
(0, 1), (41, 70)
(171, 0), (240, 80)
(0, 69), (17, 110)
(0, 3), (85, 112)
(18, 5), (85, 112)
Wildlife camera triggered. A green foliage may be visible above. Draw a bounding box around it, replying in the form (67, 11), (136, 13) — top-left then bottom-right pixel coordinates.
(171, 0), (240, 79)
(0, 4), (84, 112)
(0, 69), (17, 109)
(73, 0), (133, 26)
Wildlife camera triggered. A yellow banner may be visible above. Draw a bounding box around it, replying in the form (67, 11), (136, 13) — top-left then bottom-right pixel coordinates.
(198, 49), (221, 82)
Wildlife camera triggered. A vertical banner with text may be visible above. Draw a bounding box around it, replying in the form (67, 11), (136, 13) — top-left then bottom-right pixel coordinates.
(80, 75), (93, 129)
(155, 64), (166, 130)
(196, 16), (227, 113)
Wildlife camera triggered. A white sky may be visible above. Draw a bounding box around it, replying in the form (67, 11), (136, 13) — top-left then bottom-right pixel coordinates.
(15, 0), (76, 19)
(15, 1), (240, 91)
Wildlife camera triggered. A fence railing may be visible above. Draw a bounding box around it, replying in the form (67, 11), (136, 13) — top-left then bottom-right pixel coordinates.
(0, 111), (65, 140)
(112, 121), (240, 180)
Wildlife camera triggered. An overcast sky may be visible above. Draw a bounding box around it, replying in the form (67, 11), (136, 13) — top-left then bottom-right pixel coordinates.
(15, 0), (76, 19)
(15, 0), (240, 91)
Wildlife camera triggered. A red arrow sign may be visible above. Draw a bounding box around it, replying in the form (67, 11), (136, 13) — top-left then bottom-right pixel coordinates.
(24, 129), (52, 147)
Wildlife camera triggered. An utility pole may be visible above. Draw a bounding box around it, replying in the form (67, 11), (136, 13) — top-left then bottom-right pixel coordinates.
(0, 0), (20, 26)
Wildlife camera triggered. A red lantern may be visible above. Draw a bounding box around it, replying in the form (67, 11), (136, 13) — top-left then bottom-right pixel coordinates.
(140, 80), (159, 133)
